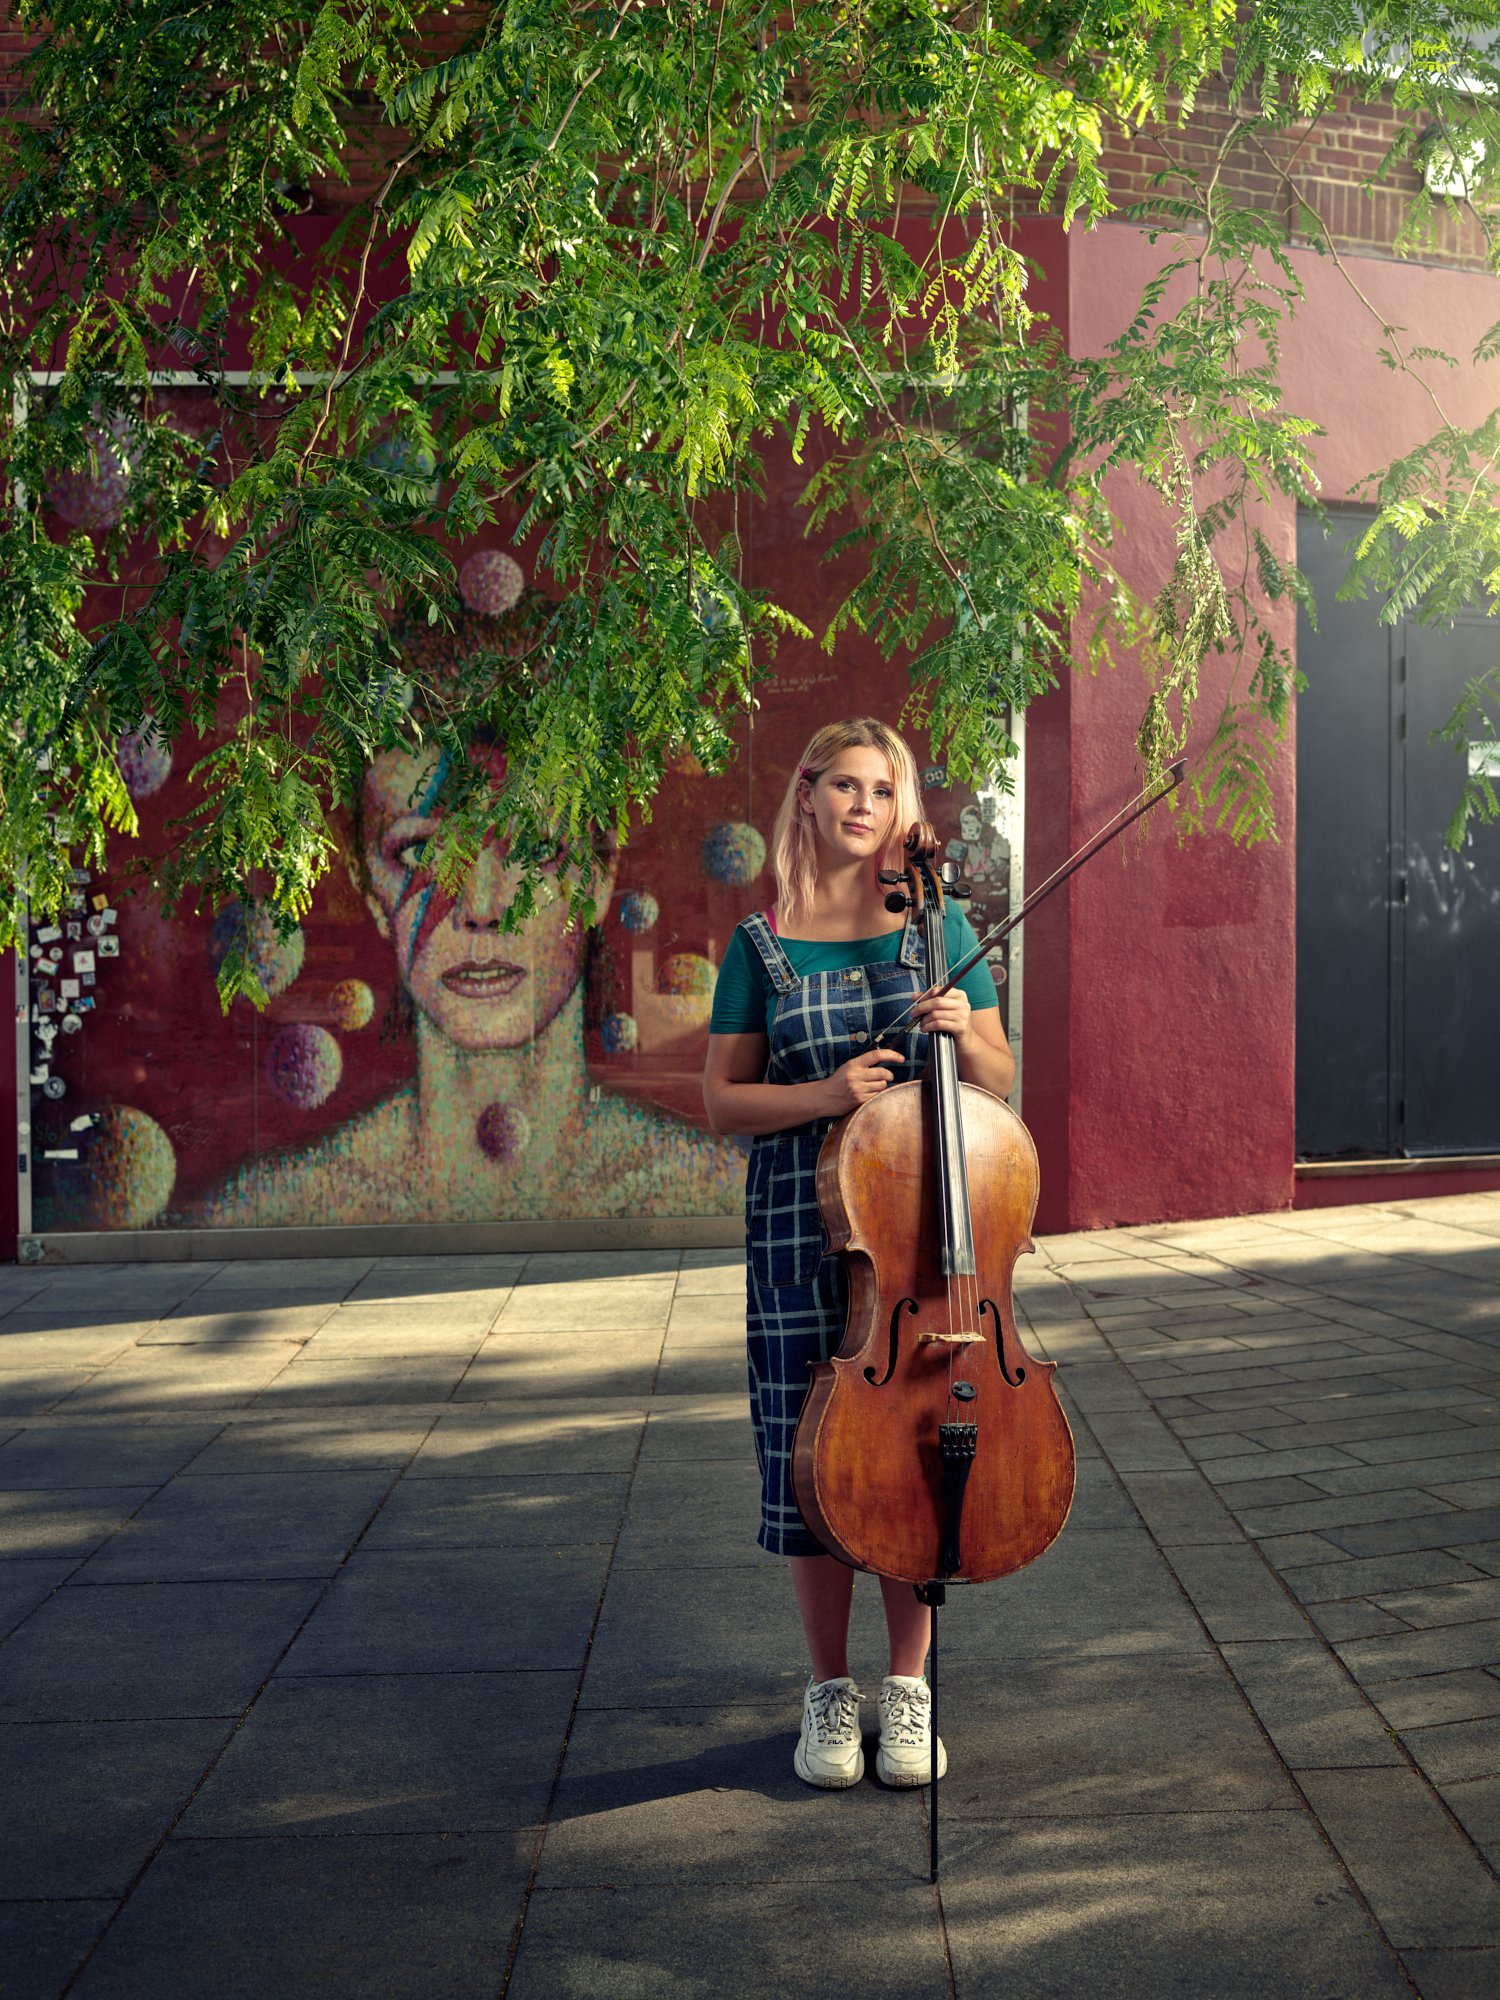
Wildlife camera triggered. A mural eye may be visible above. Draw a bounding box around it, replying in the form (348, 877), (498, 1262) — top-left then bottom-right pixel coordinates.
(393, 836), (430, 869)
(510, 833), (565, 871)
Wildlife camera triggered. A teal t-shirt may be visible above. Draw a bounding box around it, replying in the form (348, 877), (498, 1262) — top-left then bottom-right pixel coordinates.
(709, 904), (1000, 1037)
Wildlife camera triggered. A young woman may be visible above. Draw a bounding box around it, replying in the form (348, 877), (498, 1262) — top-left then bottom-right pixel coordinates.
(703, 717), (1015, 1789)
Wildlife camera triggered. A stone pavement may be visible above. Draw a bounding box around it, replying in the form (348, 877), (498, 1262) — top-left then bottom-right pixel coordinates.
(4, 1194), (1500, 1997)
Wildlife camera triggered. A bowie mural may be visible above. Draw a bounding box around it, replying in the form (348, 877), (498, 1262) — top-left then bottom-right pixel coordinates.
(23, 409), (1015, 1237)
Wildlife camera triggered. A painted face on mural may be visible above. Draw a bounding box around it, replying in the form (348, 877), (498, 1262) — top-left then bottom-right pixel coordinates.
(360, 747), (610, 1052)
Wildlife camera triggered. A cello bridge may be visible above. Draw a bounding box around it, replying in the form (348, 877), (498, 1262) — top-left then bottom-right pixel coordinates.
(917, 1329), (983, 1346)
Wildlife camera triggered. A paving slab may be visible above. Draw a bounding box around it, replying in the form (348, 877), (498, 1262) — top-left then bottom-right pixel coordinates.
(75, 1469), (396, 1581)
(0, 1320), (151, 1367)
(0, 1556), (75, 1636)
(142, 1306), (333, 1343)
(1365, 1670), (1500, 1731)
(1159, 1540), (1313, 1641)
(0, 1371), (100, 1417)
(943, 1526), (1214, 1666)
(635, 1394), (750, 1464)
(0, 1422), (221, 1489)
(248, 1355), (474, 1407)
(179, 1669), (576, 1836)
(538, 1700), (929, 1885)
(408, 1403), (646, 1477)
(509, 1883), (950, 2000)
(279, 1545), (610, 1677)
(1219, 1639), (1404, 1768)
(49, 1348), (297, 1415)
(1399, 1947), (1500, 2000)
(0, 1900), (118, 2000)
(362, 1472), (629, 1552)
(453, 1332), (666, 1401)
(1402, 1715), (1500, 1788)
(0, 1578), (323, 1720)
(0, 1717), (231, 1897)
(70, 1831), (526, 2000)
(1297, 1767), (1500, 1948)
(180, 1415), (432, 1476)
(938, 1810), (1410, 2000)
(0, 1487), (156, 1560)
(1110, 1467), (1242, 1545)
(610, 1455), (765, 1568)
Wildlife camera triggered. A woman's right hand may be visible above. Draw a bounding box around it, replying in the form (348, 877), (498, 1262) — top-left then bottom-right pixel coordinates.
(820, 1047), (905, 1116)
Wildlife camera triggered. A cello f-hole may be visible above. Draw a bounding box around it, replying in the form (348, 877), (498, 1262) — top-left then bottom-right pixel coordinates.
(978, 1298), (1025, 1387)
(864, 1297), (918, 1386)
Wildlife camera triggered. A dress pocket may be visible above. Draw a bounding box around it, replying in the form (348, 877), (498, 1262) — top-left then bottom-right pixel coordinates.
(746, 1130), (828, 1289)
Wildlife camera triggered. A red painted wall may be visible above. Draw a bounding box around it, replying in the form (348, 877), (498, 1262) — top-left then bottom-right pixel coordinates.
(1049, 223), (1500, 1229)
(2, 953), (15, 1261)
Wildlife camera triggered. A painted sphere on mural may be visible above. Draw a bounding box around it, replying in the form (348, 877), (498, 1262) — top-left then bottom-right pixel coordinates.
(459, 550), (525, 616)
(657, 952), (715, 1028)
(475, 1100), (532, 1164)
(75, 1105), (177, 1229)
(701, 822), (766, 886)
(365, 437), (440, 504)
(265, 1024), (343, 1109)
(327, 978), (375, 1030)
(600, 1011), (639, 1055)
(617, 891), (659, 935)
(115, 728), (173, 799)
(46, 421), (131, 534)
(207, 902), (305, 999)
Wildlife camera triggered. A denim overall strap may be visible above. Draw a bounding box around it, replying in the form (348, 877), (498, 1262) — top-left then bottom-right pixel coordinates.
(738, 912), (798, 995)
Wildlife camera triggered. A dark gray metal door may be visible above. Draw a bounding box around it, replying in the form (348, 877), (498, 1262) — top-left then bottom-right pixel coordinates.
(1296, 507), (1500, 1157)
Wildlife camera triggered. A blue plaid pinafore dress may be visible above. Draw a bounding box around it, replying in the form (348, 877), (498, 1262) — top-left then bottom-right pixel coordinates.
(739, 910), (928, 1556)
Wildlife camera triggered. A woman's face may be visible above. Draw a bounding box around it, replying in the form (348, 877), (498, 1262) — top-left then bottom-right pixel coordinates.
(800, 746), (898, 864)
(360, 748), (607, 1052)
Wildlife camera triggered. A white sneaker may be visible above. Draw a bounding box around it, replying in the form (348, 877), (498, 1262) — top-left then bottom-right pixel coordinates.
(876, 1674), (947, 1787)
(794, 1676), (865, 1788)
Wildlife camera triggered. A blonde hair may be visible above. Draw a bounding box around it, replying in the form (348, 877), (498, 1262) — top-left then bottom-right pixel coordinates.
(770, 717), (925, 925)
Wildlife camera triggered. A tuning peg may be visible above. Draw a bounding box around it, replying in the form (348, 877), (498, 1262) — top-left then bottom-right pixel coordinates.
(884, 891), (912, 914)
(949, 884), (972, 900)
(877, 870), (906, 887)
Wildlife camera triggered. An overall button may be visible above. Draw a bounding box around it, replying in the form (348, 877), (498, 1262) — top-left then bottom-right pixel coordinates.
(847, 969), (862, 982)
(853, 1031), (868, 1044)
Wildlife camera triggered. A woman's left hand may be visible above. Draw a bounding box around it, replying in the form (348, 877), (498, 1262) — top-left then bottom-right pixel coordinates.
(912, 984), (972, 1047)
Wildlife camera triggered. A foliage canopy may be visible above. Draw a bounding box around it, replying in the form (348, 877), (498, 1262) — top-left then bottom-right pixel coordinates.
(4, 1), (1500, 1000)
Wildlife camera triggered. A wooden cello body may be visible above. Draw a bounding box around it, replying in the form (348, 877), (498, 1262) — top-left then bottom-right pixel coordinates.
(791, 845), (1075, 1587)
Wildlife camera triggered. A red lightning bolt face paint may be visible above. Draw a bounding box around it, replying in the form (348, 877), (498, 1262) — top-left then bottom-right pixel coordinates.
(360, 747), (601, 1054)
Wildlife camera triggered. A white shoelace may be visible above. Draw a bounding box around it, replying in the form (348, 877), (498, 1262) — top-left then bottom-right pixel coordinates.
(806, 1679), (862, 1745)
(880, 1682), (931, 1747)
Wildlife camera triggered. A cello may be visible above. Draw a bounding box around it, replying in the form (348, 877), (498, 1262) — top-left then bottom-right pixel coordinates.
(792, 765), (1183, 1874)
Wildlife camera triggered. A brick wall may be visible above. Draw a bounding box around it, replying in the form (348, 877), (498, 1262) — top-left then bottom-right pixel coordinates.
(1092, 80), (1492, 272)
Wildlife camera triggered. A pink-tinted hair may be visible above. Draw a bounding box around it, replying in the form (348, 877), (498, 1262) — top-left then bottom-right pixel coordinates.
(769, 718), (924, 924)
